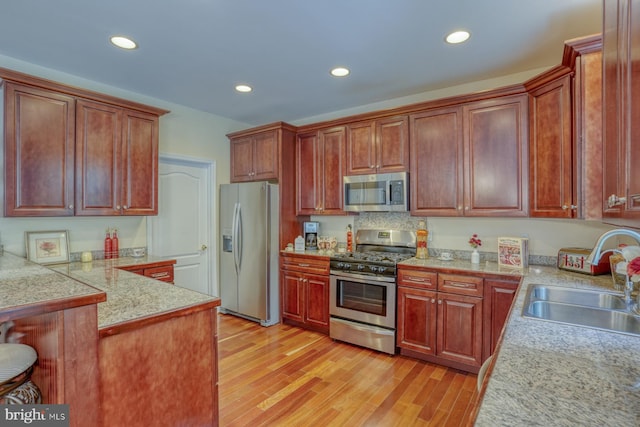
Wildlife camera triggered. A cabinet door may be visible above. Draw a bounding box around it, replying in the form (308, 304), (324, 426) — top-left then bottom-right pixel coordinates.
(410, 107), (464, 216)
(397, 287), (437, 354)
(377, 115), (409, 173)
(319, 126), (346, 214)
(346, 121), (376, 175)
(529, 75), (577, 218)
(603, 0), (640, 223)
(75, 99), (121, 216)
(253, 130), (279, 181)
(483, 279), (519, 357)
(230, 136), (254, 182)
(463, 95), (528, 216)
(296, 131), (320, 214)
(529, 75), (574, 218)
(304, 274), (329, 331)
(4, 83), (75, 216)
(436, 293), (483, 367)
(281, 270), (304, 322)
(121, 110), (158, 215)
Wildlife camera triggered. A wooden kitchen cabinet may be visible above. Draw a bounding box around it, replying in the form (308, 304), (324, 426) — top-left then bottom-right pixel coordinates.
(527, 71), (574, 218)
(296, 126), (346, 215)
(602, 0), (640, 225)
(229, 129), (278, 182)
(397, 266), (483, 372)
(228, 122), (297, 184)
(75, 99), (159, 215)
(3, 82), (76, 216)
(346, 115), (409, 175)
(117, 259), (176, 284)
(280, 253), (330, 333)
(1, 68), (168, 217)
(410, 106), (464, 216)
(483, 278), (520, 357)
(410, 93), (528, 217)
(463, 94), (529, 216)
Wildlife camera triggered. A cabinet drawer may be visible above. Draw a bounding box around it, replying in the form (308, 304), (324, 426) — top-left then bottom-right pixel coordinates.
(398, 269), (437, 289)
(280, 254), (329, 275)
(438, 273), (483, 296)
(144, 266), (174, 283)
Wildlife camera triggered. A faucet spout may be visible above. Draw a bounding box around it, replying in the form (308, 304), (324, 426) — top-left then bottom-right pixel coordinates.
(586, 229), (640, 265)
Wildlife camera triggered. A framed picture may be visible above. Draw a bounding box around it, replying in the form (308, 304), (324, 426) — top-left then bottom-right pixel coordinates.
(25, 230), (70, 265)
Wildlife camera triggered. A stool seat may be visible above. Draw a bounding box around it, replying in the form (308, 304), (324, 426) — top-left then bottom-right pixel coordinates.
(0, 344), (38, 382)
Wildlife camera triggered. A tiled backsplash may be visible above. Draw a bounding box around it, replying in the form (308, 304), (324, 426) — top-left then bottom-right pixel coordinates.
(312, 212), (557, 266)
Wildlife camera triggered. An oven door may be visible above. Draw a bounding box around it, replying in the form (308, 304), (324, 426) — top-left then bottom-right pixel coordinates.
(330, 272), (396, 330)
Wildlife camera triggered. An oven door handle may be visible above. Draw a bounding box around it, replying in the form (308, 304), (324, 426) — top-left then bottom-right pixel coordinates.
(330, 271), (396, 283)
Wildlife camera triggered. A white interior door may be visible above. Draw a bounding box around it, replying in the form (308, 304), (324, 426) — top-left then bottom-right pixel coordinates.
(148, 154), (216, 295)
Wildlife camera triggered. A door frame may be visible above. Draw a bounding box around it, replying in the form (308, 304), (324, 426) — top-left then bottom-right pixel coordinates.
(147, 153), (217, 296)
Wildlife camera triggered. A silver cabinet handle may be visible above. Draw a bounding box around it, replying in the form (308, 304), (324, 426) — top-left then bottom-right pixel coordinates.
(607, 194), (627, 208)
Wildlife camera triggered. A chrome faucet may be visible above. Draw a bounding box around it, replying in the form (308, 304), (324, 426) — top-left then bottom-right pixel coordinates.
(586, 228), (640, 309)
(586, 228), (640, 265)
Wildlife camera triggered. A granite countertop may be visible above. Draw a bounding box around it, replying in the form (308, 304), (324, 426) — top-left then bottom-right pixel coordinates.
(0, 252), (219, 334)
(0, 252), (106, 322)
(402, 257), (640, 425)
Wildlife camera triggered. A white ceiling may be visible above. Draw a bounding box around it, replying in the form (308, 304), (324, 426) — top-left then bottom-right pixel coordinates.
(0, 0), (602, 126)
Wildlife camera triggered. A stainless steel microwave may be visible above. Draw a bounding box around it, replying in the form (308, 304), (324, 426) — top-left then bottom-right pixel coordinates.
(343, 172), (409, 212)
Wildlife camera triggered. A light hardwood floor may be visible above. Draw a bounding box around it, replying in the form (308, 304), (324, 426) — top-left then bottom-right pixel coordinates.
(218, 313), (479, 426)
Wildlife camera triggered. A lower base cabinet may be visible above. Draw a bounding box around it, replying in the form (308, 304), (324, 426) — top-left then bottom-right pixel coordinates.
(397, 266), (519, 373)
(280, 253), (330, 334)
(117, 259), (176, 284)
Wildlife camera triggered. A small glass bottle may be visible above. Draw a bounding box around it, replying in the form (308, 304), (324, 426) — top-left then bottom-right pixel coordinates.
(111, 229), (119, 259)
(104, 229), (112, 260)
(416, 220), (428, 259)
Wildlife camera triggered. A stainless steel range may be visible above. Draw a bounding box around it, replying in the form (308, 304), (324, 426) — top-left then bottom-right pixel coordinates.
(329, 229), (416, 355)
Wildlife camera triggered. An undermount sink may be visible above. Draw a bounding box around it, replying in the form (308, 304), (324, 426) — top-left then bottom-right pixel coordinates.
(522, 284), (640, 336)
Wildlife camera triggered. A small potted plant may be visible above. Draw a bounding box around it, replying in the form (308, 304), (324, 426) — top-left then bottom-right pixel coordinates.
(468, 234), (482, 264)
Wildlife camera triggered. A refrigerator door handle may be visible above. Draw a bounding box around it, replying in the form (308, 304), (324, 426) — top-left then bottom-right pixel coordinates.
(232, 203), (240, 274)
(235, 203), (243, 271)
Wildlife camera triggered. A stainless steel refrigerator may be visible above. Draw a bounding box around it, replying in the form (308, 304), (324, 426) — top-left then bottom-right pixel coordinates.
(219, 181), (279, 326)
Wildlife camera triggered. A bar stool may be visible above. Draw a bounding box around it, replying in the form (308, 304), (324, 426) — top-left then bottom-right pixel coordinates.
(0, 343), (42, 404)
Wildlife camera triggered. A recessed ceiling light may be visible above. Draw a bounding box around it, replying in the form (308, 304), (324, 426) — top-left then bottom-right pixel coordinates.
(235, 84), (252, 93)
(110, 35), (138, 50)
(445, 30), (470, 44)
(330, 67), (350, 77)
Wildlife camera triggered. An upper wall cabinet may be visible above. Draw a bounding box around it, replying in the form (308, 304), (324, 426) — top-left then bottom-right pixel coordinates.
(346, 115), (409, 175)
(4, 82), (76, 216)
(296, 126), (346, 215)
(603, 0), (640, 226)
(411, 93), (529, 217)
(2, 69), (168, 217)
(75, 99), (159, 216)
(527, 70), (574, 218)
(227, 122), (297, 184)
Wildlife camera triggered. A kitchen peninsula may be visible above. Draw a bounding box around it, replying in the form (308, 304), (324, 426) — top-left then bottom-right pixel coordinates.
(0, 252), (220, 427)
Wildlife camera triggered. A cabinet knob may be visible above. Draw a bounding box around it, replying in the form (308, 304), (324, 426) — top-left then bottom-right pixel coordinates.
(431, 298), (435, 304)
(123, 205), (128, 210)
(68, 204), (74, 209)
(438, 299), (442, 304)
(116, 205), (121, 210)
(370, 165), (375, 168)
(607, 194), (627, 208)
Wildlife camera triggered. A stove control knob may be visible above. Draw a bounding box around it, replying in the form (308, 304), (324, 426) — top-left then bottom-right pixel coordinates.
(378, 267), (386, 274)
(336, 262), (344, 268)
(370, 266), (378, 273)
(357, 264), (365, 271)
(344, 263), (351, 270)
